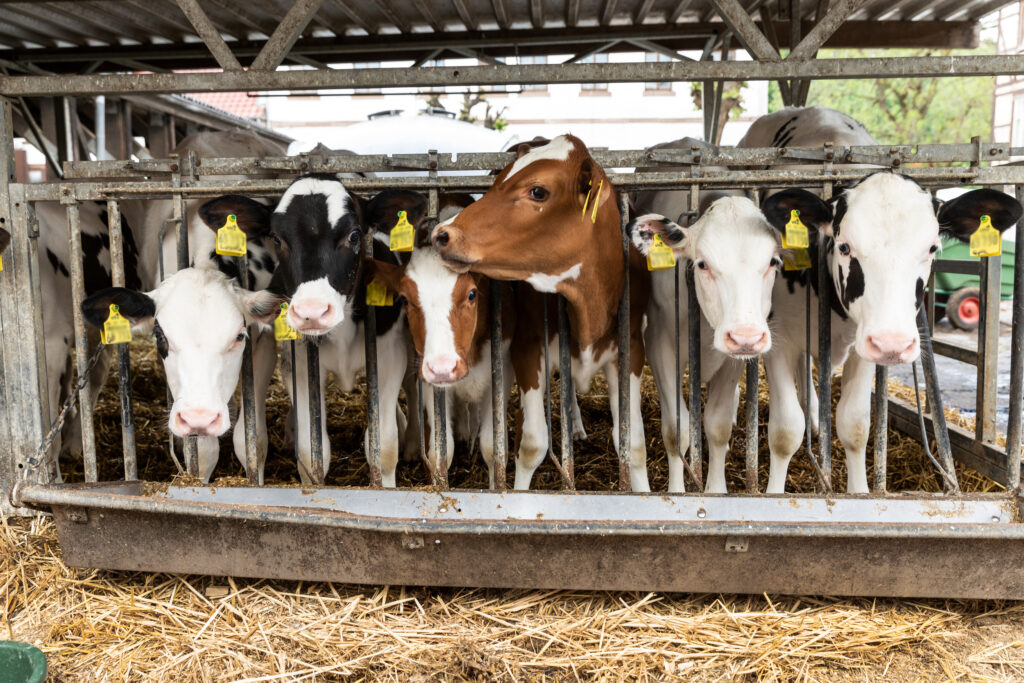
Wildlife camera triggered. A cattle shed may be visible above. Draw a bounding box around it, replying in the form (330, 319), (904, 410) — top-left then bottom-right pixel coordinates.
(3, 0), (1024, 603)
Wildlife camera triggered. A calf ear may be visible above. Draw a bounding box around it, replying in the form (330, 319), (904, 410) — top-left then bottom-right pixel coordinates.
(512, 137), (551, 158)
(365, 258), (405, 294)
(761, 189), (833, 236)
(578, 158), (612, 215)
(198, 195), (272, 237)
(364, 190), (428, 232)
(936, 189), (1023, 241)
(627, 214), (687, 257)
(0, 227), (10, 255)
(241, 289), (286, 329)
(81, 288), (156, 333)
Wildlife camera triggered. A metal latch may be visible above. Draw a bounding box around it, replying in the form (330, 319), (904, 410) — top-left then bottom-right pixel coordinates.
(724, 536), (748, 553)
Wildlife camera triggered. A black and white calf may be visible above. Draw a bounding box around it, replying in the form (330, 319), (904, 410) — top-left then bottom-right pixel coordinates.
(739, 106), (1022, 493)
(81, 196), (281, 483)
(268, 175), (409, 486)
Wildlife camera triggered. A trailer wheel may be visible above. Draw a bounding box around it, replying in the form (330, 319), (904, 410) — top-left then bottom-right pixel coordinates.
(947, 287), (982, 331)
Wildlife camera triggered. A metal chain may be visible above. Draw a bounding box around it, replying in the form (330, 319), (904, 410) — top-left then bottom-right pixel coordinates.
(32, 344), (106, 470)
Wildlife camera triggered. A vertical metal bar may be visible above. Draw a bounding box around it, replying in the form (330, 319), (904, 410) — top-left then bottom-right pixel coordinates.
(489, 282), (506, 490)
(744, 358), (759, 492)
(674, 263), (683, 488)
(817, 186), (833, 490)
(977, 250), (1001, 443)
(433, 382), (448, 487)
(306, 339), (324, 485)
(804, 253), (813, 468)
(106, 200), (137, 480)
(95, 95), (106, 160)
(173, 194), (189, 272)
(363, 271), (383, 488)
(616, 192), (631, 492)
(1006, 185), (1024, 491)
(234, 241), (259, 484)
(290, 339), (301, 475)
(872, 365), (888, 493)
(65, 200), (98, 482)
(687, 185), (703, 486)
(917, 307), (959, 493)
(558, 294), (574, 488)
(541, 294), (560, 486)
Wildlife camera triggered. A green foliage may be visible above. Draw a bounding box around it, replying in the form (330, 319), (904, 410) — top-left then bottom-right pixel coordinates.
(767, 46), (996, 144)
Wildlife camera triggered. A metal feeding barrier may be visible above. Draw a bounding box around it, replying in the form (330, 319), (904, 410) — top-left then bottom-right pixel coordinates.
(5, 130), (1024, 598)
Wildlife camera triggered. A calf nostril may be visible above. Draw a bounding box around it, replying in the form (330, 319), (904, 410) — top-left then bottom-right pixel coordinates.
(434, 230), (449, 248)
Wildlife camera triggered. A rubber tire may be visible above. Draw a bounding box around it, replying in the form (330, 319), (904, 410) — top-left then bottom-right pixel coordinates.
(946, 286), (982, 331)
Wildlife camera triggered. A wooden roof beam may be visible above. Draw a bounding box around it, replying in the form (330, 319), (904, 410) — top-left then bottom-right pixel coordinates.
(175, 0), (243, 71)
(707, 0), (782, 60)
(250, 0), (325, 71)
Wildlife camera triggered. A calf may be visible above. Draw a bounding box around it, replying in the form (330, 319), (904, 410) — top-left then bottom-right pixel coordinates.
(739, 106), (1023, 492)
(267, 175), (408, 485)
(371, 196), (514, 486)
(628, 189), (811, 493)
(81, 196), (280, 482)
(431, 135), (652, 491)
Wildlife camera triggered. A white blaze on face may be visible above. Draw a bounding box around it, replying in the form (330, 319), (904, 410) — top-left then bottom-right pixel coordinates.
(275, 176), (351, 227)
(153, 267), (251, 439)
(406, 249), (462, 383)
(288, 276), (347, 334)
(502, 136), (576, 183)
(689, 197), (778, 358)
(831, 174), (938, 364)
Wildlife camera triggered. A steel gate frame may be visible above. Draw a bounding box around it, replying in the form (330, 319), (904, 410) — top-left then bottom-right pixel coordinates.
(2, 46), (1024, 595)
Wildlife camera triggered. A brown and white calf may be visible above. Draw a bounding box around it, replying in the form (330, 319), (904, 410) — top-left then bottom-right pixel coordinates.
(431, 134), (652, 491)
(371, 195), (514, 486)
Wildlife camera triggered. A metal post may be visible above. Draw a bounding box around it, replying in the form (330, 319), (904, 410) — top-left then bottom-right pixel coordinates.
(1006, 185), (1024, 491)
(489, 282), (506, 490)
(616, 192), (631, 491)
(872, 365), (888, 493)
(95, 95), (106, 161)
(306, 339), (324, 485)
(363, 270), (383, 488)
(433, 381), (448, 487)
(238, 252), (259, 485)
(817, 188), (833, 490)
(687, 187), (703, 486)
(65, 200), (98, 481)
(558, 295), (575, 488)
(917, 307), (959, 493)
(106, 200), (137, 480)
(976, 251), (1001, 443)
(744, 358), (759, 492)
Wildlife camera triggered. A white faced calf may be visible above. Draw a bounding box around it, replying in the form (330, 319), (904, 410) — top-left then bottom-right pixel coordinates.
(761, 178), (1022, 493)
(629, 193), (813, 492)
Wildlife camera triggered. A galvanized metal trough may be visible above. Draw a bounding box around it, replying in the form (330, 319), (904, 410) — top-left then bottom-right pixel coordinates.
(15, 482), (1024, 599)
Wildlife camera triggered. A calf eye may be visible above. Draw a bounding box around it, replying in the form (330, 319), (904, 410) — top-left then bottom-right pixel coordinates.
(837, 243), (851, 256)
(347, 230), (360, 246)
(467, 289), (477, 302)
(235, 332), (246, 342)
(397, 295), (407, 307)
(770, 257), (781, 268)
(529, 187), (549, 201)
(696, 260), (708, 271)
(929, 244), (939, 254)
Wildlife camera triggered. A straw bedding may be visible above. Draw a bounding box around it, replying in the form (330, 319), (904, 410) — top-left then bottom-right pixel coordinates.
(4, 340), (1023, 681)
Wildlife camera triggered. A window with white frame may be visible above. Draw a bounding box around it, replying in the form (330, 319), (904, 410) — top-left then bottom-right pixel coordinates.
(519, 56), (547, 91)
(1013, 93), (1024, 148)
(580, 53), (608, 91)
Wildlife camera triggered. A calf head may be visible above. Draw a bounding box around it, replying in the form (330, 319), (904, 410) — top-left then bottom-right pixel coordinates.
(82, 265), (278, 438)
(764, 174), (1022, 365)
(270, 174), (366, 335)
(196, 194), (277, 289)
(372, 195), (484, 385)
(629, 196), (797, 358)
(431, 135), (615, 292)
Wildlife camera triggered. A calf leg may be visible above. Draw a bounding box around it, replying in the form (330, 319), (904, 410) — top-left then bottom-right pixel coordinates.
(514, 385), (549, 489)
(400, 370), (421, 462)
(198, 435), (219, 483)
(607, 365), (650, 493)
(836, 352), (874, 494)
(419, 384), (456, 480)
(479, 386), (497, 488)
(704, 359), (742, 494)
(372, 328), (408, 487)
(764, 351), (806, 494)
(232, 330), (277, 485)
(644, 308), (690, 492)
(283, 342), (331, 484)
(795, 358), (820, 437)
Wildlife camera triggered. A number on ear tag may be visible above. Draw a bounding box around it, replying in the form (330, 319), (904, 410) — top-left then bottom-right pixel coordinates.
(782, 209), (809, 250)
(215, 214), (247, 257)
(784, 248), (812, 271)
(389, 210), (415, 252)
(274, 303), (300, 341)
(970, 215), (1002, 258)
(366, 277), (393, 306)
(646, 234), (677, 271)
(101, 304), (132, 345)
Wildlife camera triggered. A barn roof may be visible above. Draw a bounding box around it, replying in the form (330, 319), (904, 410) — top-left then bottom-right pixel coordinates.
(0, 0), (1007, 76)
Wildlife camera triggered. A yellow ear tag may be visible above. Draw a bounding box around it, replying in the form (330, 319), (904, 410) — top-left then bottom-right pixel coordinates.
(366, 277), (393, 307)
(581, 179), (594, 219)
(215, 214), (247, 257)
(0, 254), (4, 271)
(274, 303), (300, 341)
(783, 249), (812, 271)
(389, 210), (415, 252)
(782, 209), (809, 250)
(101, 304), (132, 345)
(970, 215), (1002, 258)
(646, 234), (677, 271)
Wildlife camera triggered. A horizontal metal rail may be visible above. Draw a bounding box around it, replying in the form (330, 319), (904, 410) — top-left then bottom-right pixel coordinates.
(5, 55), (1024, 96)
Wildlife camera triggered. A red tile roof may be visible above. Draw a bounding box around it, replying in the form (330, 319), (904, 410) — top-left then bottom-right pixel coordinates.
(187, 91), (265, 120)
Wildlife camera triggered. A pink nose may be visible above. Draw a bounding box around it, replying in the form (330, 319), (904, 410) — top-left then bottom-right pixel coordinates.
(423, 355), (461, 384)
(176, 409), (222, 436)
(290, 299), (333, 330)
(865, 333), (917, 364)
(723, 326), (769, 356)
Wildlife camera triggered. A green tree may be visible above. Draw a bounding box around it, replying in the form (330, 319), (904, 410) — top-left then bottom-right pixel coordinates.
(767, 46), (995, 144)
